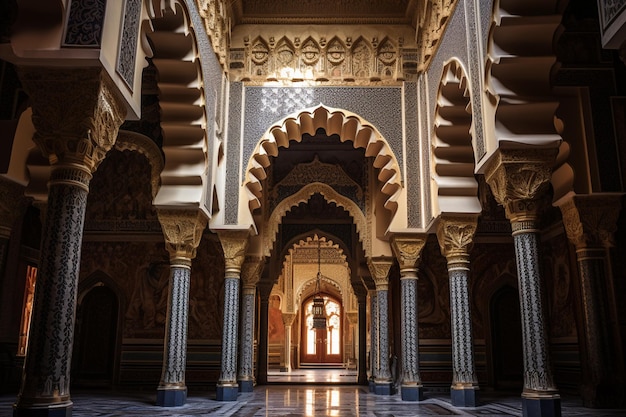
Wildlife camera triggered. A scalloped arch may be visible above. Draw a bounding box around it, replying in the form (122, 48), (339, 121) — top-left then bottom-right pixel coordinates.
(246, 104), (403, 222)
(264, 182), (370, 258)
(432, 59), (480, 214)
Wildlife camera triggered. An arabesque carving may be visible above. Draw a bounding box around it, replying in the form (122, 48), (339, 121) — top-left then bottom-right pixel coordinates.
(0, 178), (28, 237)
(390, 234), (426, 272)
(367, 257), (393, 290)
(18, 67), (126, 173)
(198, 0), (231, 68)
(417, 0), (459, 71)
(559, 194), (622, 249)
(241, 256), (264, 287)
(218, 229), (250, 274)
(436, 215), (478, 263)
(484, 148), (558, 224)
(157, 209), (207, 261)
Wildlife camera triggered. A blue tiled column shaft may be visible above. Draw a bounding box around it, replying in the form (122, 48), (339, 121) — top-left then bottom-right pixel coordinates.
(157, 261), (191, 406)
(368, 257), (393, 396)
(368, 290), (377, 392)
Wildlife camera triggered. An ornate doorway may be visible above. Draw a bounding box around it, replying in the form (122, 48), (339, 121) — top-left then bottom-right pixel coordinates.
(301, 294), (343, 365)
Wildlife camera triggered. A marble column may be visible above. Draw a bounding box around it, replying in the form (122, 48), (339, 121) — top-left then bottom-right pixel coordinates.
(368, 289), (378, 392)
(155, 210), (206, 406)
(391, 235), (426, 401)
(281, 313), (296, 372)
(13, 68), (126, 417)
(368, 257), (393, 395)
(216, 230), (249, 401)
(559, 194), (624, 408)
(436, 216), (480, 407)
(238, 257), (263, 392)
(485, 148), (561, 417)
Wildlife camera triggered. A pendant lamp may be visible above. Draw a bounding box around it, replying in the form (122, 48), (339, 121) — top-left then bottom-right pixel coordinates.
(312, 239), (326, 330)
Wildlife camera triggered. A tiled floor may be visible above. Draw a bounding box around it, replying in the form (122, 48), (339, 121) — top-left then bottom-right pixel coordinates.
(2, 370), (625, 416)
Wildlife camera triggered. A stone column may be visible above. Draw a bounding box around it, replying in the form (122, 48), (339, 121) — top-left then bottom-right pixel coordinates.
(357, 292), (368, 385)
(238, 257), (263, 392)
(391, 235), (426, 401)
(346, 311), (358, 368)
(155, 210), (206, 406)
(368, 289), (378, 392)
(216, 230), (249, 401)
(559, 194), (624, 408)
(281, 313), (296, 372)
(12, 68), (125, 416)
(436, 216), (480, 407)
(485, 148), (561, 417)
(256, 281), (273, 385)
(368, 257), (393, 395)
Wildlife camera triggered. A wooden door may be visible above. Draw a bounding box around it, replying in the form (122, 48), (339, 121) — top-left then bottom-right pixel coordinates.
(301, 295), (342, 365)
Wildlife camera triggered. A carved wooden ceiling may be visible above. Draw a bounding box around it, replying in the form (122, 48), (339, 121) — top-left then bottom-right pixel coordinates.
(232, 0), (416, 25)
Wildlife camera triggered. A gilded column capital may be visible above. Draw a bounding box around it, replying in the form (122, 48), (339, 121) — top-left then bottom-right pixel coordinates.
(0, 178), (28, 238)
(241, 256), (264, 289)
(367, 257), (393, 290)
(218, 229), (251, 277)
(390, 234), (426, 278)
(346, 312), (359, 326)
(559, 194), (623, 249)
(436, 215), (478, 269)
(157, 209), (207, 263)
(18, 67), (126, 173)
(484, 148), (557, 230)
(281, 312), (296, 327)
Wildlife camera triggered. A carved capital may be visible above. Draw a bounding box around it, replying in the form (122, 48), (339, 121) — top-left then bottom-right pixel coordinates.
(346, 312), (359, 326)
(390, 234), (426, 276)
(436, 215), (478, 268)
(484, 148), (557, 228)
(157, 209), (207, 262)
(218, 229), (251, 276)
(367, 257), (393, 290)
(559, 194), (623, 249)
(0, 178), (28, 238)
(241, 256), (265, 288)
(18, 67), (126, 173)
(282, 312), (296, 327)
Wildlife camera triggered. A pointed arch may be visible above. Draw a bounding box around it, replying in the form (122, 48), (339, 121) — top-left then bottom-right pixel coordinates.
(264, 182), (370, 258)
(247, 104), (403, 231)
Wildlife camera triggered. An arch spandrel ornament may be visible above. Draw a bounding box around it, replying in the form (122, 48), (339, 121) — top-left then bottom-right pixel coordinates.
(245, 105), (403, 238)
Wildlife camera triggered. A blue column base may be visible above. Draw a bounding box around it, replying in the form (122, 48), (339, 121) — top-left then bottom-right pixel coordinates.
(156, 387), (187, 407)
(401, 385), (424, 401)
(451, 387), (478, 407)
(374, 381), (392, 395)
(522, 396), (561, 417)
(238, 379), (254, 392)
(13, 402), (72, 417)
(216, 384), (239, 401)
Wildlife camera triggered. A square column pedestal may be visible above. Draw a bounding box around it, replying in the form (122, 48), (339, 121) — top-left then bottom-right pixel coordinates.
(238, 379), (254, 393)
(13, 403), (72, 417)
(522, 397), (561, 417)
(401, 384), (424, 401)
(374, 381), (393, 395)
(156, 387), (187, 407)
(451, 386), (478, 407)
(217, 383), (239, 401)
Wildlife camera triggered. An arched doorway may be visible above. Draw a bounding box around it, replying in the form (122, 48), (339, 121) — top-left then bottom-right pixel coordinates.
(301, 294), (343, 366)
(490, 285), (524, 390)
(72, 285), (119, 388)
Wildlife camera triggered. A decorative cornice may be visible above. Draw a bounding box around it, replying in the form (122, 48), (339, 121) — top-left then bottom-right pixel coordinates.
(484, 148), (557, 228)
(18, 67), (126, 173)
(367, 257), (393, 290)
(198, 0), (231, 69)
(390, 234), (426, 276)
(559, 194), (623, 249)
(218, 229), (251, 275)
(157, 209), (207, 262)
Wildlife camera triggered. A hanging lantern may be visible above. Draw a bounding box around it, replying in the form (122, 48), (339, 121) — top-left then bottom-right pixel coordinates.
(311, 240), (327, 330)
